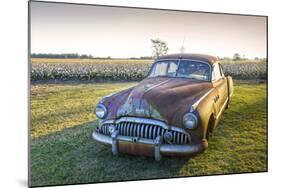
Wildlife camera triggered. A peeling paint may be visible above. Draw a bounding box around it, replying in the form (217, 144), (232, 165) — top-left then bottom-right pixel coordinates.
(102, 77), (212, 127)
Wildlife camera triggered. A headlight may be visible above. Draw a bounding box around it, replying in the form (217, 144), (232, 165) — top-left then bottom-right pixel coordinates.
(183, 113), (198, 129)
(95, 104), (107, 119)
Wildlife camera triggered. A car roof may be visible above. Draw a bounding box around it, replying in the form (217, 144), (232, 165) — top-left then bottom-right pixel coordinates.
(157, 53), (218, 65)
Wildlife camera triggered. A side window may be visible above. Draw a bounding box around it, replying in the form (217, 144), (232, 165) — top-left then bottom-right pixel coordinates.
(212, 64), (222, 81)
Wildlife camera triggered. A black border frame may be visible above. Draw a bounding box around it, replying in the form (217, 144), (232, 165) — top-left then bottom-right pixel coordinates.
(28, 1), (268, 187)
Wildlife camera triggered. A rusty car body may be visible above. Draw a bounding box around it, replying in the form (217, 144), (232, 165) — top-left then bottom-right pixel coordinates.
(92, 53), (234, 160)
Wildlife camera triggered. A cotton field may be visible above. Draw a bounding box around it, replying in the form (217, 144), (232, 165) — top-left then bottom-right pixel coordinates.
(31, 59), (267, 81)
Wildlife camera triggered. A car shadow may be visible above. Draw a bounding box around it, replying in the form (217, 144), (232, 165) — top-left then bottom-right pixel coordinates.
(30, 120), (191, 186)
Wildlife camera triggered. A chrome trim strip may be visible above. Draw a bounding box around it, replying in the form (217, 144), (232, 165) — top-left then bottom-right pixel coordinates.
(160, 140), (208, 155)
(145, 125), (149, 138)
(190, 88), (214, 112)
(184, 135), (188, 143)
(177, 132), (180, 144)
(133, 124), (137, 137)
(172, 131), (176, 144)
(157, 126), (161, 137)
(145, 79), (171, 92)
(148, 126), (152, 139)
(154, 136), (162, 161)
(115, 117), (168, 128)
(170, 126), (187, 136)
(216, 97), (229, 119)
(137, 125), (140, 137)
(152, 127), (157, 139)
(140, 124), (144, 138)
(126, 122), (130, 136)
(181, 134), (184, 144)
(92, 131), (112, 145)
(100, 119), (114, 125)
(111, 130), (119, 155)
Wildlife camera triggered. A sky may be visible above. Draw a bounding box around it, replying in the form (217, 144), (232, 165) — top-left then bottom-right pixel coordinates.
(30, 1), (267, 58)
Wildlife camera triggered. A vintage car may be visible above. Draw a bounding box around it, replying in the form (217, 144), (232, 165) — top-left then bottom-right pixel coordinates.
(92, 53), (233, 160)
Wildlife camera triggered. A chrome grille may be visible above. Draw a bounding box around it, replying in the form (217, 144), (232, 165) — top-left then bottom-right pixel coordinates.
(99, 121), (189, 145)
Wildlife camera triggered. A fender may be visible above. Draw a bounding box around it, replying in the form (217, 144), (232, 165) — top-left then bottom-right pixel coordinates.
(193, 88), (217, 140)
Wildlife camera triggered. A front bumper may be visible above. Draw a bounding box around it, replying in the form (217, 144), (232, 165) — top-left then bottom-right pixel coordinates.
(92, 130), (208, 160)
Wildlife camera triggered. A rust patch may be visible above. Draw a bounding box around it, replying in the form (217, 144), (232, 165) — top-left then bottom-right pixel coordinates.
(103, 77), (213, 127)
(118, 141), (154, 157)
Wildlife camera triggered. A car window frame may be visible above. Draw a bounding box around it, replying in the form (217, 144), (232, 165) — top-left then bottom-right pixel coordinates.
(147, 59), (179, 78)
(219, 63), (225, 77)
(211, 63), (223, 82)
(167, 60), (179, 76)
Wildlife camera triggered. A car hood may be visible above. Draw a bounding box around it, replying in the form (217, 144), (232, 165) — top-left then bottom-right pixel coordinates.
(103, 77), (213, 127)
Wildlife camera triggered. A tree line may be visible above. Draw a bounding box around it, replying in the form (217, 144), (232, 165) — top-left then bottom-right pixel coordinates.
(31, 53), (154, 60)
(31, 53), (94, 59)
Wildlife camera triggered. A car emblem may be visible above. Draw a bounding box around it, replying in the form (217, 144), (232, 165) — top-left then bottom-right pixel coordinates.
(136, 108), (145, 114)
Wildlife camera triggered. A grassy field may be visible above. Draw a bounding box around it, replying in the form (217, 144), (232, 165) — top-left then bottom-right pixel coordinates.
(30, 81), (267, 187)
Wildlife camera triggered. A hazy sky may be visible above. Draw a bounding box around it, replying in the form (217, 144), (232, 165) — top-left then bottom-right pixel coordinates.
(30, 1), (267, 58)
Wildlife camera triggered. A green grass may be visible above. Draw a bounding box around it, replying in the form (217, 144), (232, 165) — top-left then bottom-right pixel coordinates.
(31, 82), (137, 138)
(30, 81), (267, 187)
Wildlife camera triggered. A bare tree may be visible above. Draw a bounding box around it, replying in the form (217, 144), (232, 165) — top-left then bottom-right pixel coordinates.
(233, 53), (241, 61)
(151, 38), (169, 58)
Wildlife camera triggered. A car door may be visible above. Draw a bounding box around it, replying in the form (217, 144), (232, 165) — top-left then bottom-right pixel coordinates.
(219, 63), (229, 105)
(211, 63), (228, 118)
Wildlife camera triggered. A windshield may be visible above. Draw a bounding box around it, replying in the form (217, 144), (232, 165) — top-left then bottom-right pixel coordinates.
(148, 59), (211, 81)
